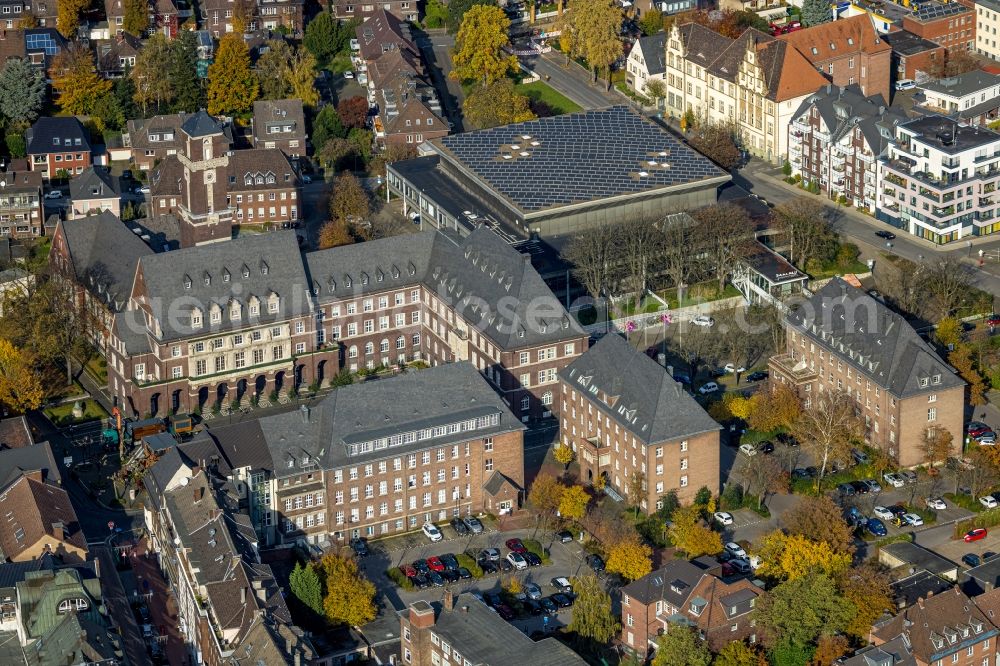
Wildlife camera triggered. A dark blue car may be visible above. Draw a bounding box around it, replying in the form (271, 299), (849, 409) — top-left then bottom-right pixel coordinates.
(866, 518), (887, 537)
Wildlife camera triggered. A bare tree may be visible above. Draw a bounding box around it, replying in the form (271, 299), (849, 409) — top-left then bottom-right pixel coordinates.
(923, 257), (974, 321)
(742, 454), (785, 509)
(874, 255), (928, 319)
(791, 390), (863, 490)
(772, 197), (837, 269)
(618, 217), (665, 296)
(564, 224), (621, 299)
(658, 214), (699, 304)
(691, 203), (756, 291)
(921, 425), (955, 469)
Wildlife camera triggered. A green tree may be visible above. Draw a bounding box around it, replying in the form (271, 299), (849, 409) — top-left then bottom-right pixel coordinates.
(567, 573), (619, 645)
(447, 0), (495, 33)
(462, 79), (536, 129)
(425, 0), (448, 27)
(0, 58), (45, 126)
(52, 44), (112, 115)
(655, 490), (680, 521)
(122, 0), (149, 35)
(638, 8), (664, 35)
(652, 626), (711, 666)
(451, 5), (517, 85)
(312, 105), (347, 151)
(114, 67), (139, 120)
(565, 0), (622, 88)
(605, 536), (652, 581)
(755, 574), (855, 648)
(714, 641), (763, 666)
(5, 132), (25, 158)
(169, 30), (204, 113)
(256, 39), (295, 99)
(769, 638), (815, 666)
(90, 93), (125, 133)
(935, 316), (962, 349)
(553, 443), (575, 469)
(838, 563), (893, 640)
(288, 51), (320, 108)
(132, 33), (174, 115)
(289, 561), (324, 616)
(207, 34), (259, 116)
(801, 0), (832, 25)
(319, 553), (376, 626)
(303, 12), (339, 67)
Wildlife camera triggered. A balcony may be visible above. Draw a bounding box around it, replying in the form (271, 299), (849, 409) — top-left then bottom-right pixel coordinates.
(975, 151), (1000, 163)
(932, 205), (955, 217)
(918, 187), (941, 203)
(373, 116), (385, 139)
(884, 171), (908, 187)
(769, 353), (817, 385)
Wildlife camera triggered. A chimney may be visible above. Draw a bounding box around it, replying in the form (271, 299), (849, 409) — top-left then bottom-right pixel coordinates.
(408, 600), (436, 629)
(241, 587), (247, 604)
(51, 522), (64, 541)
(194, 486), (204, 502)
(191, 465), (201, 478)
(443, 590), (454, 612)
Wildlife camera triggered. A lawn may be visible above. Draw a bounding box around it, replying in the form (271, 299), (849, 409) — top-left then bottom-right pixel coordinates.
(515, 81), (582, 116)
(44, 399), (109, 427)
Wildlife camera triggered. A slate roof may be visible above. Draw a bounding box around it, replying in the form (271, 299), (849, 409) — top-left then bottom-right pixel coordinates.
(840, 635), (916, 666)
(560, 333), (720, 445)
(676, 23), (734, 70)
(777, 14), (890, 63)
(790, 84), (906, 155)
(786, 277), (964, 398)
(0, 442), (60, 489)
(634, 32), (667, 76)
(433, 106), (728, 213)
(181, 109), (227, 137)
(227, 148), (298, 190)
(57, 212), (154, 313)
(0, 474), (86, 561)
(252, 98), (307, 145)
(26, 117), (91, 156)
(0, 554), (54, 592)
(620, 558), (708, 606)
(68, 166), (120, 201)
(919, 70), (1000, 98)
(891, 569), (952, 609)
(111, 310), (152, 356)
(414, 595), (587, 665)
(483, 471), (516, 496)
(201, 420), (273, 472)
(0, 416), (35, 449)
(355, 7), (417, 62)
(260, 363), (523, 477)
(135, 230), (309, 341)
(0, 169), (41, 194)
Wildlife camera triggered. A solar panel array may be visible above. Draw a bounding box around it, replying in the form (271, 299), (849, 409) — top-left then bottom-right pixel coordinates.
(913, 0), (966, 20)
(25, 32), (59, 55)
(438, 106), (726, 212)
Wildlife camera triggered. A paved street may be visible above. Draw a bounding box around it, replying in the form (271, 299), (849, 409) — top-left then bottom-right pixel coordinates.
(518, 51), (622, 111)
(95, 545), (149, 666)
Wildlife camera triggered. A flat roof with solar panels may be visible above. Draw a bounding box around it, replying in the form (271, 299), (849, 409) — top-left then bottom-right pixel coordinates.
(387, 106), (729, 238)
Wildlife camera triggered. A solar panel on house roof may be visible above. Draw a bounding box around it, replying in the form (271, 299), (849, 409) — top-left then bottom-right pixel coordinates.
(25, 32), (59, 55)
(436, 106), (726, 213)
(915, 1), (966, 19)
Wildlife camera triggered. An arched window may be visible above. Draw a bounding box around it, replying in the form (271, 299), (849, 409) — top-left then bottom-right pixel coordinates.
(542, 391), (553, 406)
(348, 346), (358, 358)
(380, 339), (389, 353)
(365, 342), (374, 355)
(396, 336), (405, 350)
(520, 395), (530, 411)
(210, 304), (221, 323)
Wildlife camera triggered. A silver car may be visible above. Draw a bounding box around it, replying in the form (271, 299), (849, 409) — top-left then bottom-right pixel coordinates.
(524, 583), (542, 600)
(463, 516), (485, 534)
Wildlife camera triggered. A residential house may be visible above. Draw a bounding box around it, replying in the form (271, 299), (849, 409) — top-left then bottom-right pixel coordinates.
(332, 0), (418, 22)
(94, 31), (141, 78)
(0, 471), (86, 563)
(401, 593), (587, 666)
(14, 568), (108, 648)
(769, 277), (966, 467)
(0, 416), (36, 449)
(915, 70), (1000, 125)
(68, 167), (121, 220)
(25, 118), (92, 179)
(125, 113), (226, 171)
(625, 31), (667, 98)
(732, 240), (809, 305)
(787, 83), (906, 213)
(663, 22), (829, 163)
(877, 115), (1000, 243)
(21, 28), (63, 72)
(0, 0), (31, 29)
(902, 0), (976, 52)
(777, 14), (892, 102)
(976, 0), (1000, 60)
(871, 587), (997, 666)
(367, 49), (447, 147)
(251, 99), (306, 159)
(882, 30), (946, 83)
(27, 0), (55, 28)
(201, 0), (303, 38)
(559, 333), (721, 507)
(839, 636), (916, 666)
(356, 8), (418, 64)
(0, 169), (42, 238)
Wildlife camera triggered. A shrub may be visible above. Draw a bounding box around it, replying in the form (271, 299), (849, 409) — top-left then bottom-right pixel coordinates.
(522, 538), (550, 564)
(386, 567), (414, 590)
(456, 553), (483, 578)
(268, 390), (279, 403)
(872, 532), (914, 548)
(955, 507), (1000, 538)
(945, 492), (983, 512)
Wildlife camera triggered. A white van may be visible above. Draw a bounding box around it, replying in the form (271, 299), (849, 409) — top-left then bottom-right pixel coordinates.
(895, 79), (916, 91)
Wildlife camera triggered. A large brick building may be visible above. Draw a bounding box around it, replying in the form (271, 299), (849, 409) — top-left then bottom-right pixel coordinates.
(200, 0), (303, 37)
(882, 30), (946, 83)
(903, 0), (976, 52)
(769, 277), (965, 468)
(558, 333), (721, 508)
(777, 15), (892, 103)
(251, 99), (306, 159)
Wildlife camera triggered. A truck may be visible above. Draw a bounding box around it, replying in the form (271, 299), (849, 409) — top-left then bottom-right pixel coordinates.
(123, 417), (166, 444)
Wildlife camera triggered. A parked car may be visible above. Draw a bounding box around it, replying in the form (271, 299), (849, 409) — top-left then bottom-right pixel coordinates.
(739, 443), (757, 457)
(426, 556), (445, 572)
(523, 599), (542, 615)
(837, 483), (856, 497)
(442, 569), (460, 583)
(725, 542), (747, 558)
(413, 559), (430, 574)
(875, 229), (897, 239)
(745, 371), (769, 382)
(422, 522), (443, 542)
(43, 190), (62, 199)
(480, 548), (501, 561)
(887, 505), (907, 519)
(850, 480), (870, 494)
(691, 315), (714, 327)
(551, 577), (573, 594)
(440, 554), (459, 571)
(927, 497), (947, 510)
(458, 567), (472, 579)
(863, 479), (882, 493)
(901, 470), (918, 484)
(729, 558), (752, 574)
(344, 70), (355, 79)
(450, 517), (469, 535)
(867, 518), (888, 537)
(486, 592), (502, 608)
(883, 472), (905, 488)
(412, 574), (429, 588)
(987, 314), (1000, 328)
(525, 552), (542, 566)
(506, 552), (527, 570)
(966, 528), (989, 543)
(586, 554), (605, 573)
(723, 363), (746, 374)
(776, 433), (799, 447)
(902, 513), (924, 527)
(479, 560), (498, 575)
(350, 537), (369, 557)
(851, 449), (870, 465)
(968, 422), (992, 437)
(844, 506), (864, 527)
(672, 373), (692, 385)
(524, 583), (542, 600)
(963, 553), (982, 567)
(428, 571), (445, 587)
(399, 564), (416, 578)
(463, 516), (485, 533)
(539, 597), (558, 615)
(758, 441), (775, 454)
(978, 432), (997, 446)
(551, 593), (573, 608)
(985, 552), (999, 561)
(873, 506), (894, 521)
(496, 604), (515, 621)
(895, 79), (916, 91)
(498, 559), (513, 573)
(505, 538), (527, 553)
(698, 382), (720, 395)
(981, 496), (999, 509)
(714, 511), (734, 526)
(557, 530), (574, 543)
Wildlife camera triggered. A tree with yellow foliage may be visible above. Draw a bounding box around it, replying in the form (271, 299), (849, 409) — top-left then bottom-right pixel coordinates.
(450, 4), (517, 85)
(51, 44), (112, 116)
(668, 505), (722, 558)
(553, 443), (575, 470)
(0, 339), (43, 413)
(56, 0), (87, 38)
(753, 530), (851, 581)
(837, 562), (893, 639)
(727, 393), (755, 420)
(207, 34), (259, 117)
(558, 484), (590, 521)
(320, 553), (376, 627)
(748, 382), (801, 432)
(605, 536), (652, 581)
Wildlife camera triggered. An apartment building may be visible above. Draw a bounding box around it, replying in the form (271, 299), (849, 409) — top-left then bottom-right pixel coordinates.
(777, 15), (892, 102)
(401, 593), (587, 666)
(916, 70), (1000, 125)
(251, 99), (305, 159)
(769, 277), (965, 468)
(558, 333), (720, 508)
(976, 0), (1000, 59)
(0, 169), (42, 238)
(877, 115), (1000, 243)
(662, 22), (828, 163)
(788, 84), (906, 213)
(68, 167), (121, 220)
(201, 0), (303, 37)
(872, 587), (997, 666)
(332, 0), (418, 22)
(0, 469), (87, 562)
(366, 48), (448, 147)
(259, 363), (525, 545)
(621, 558), (761, 655)
(25, 117), (92, 179)
(882, 30), (946, 83)
(902, 0), (976, 51)
(625, 31), (667, 97)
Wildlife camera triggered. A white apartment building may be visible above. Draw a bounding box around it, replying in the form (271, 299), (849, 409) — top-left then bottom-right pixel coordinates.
(916, 70), (1000, 125)
(975, 0), (1000, 60)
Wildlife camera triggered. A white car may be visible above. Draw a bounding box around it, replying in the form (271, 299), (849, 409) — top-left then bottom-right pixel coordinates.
(350, 38), (360, 51)
(43, 190), (62, 199)
(981, 496), (999, 510)
(723, 363), (746, 374)
(698, 382), (720, 395)
(926, 497), (947, 510)
(506, 551), (527, 570)
(725, 542), (746, 559)
(902, 513), (924, 527)
(882, 472), (905, 488)
(738, 443), (757, 457)
(873, 506), (894, 521)
(714, 511), (734, 526)
(344, 70), (355, 79)
(691, 315), (714, 327)
(421, 522), (443, 542)
(895, 79), (916, 90)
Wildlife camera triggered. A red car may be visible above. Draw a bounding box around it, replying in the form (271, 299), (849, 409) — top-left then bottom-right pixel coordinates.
(496, 604), (515, 621)
(505, 538), (527, 554)
(965, 528), (989, 543)
(969, 424), (993, 438)
(987, 314), (1000, 327)
(399, 565), (417, 578)
(426, 556), (445, 572)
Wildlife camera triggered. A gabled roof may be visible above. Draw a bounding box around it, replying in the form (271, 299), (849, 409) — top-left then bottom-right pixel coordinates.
(790, 84), (905, 154)
(0, 442), (60, 489)
(68, 166), (120, 201)
(778, 14), (890, 63)
(0, 474), (87, 561)
(620, 558), (708, 606)
(634, 32), (667, 76)
(560, 333), (720, 445)
(676, 23), (735, 70)
(786, 277), (964, 397)
(17, 568), (103, 641)
(0, 416), (35, 449)
(26, 117), (91, 155)
(873, 587), (995, 661)
(251, 98), (306, 143)
(356, 7), (416, 62)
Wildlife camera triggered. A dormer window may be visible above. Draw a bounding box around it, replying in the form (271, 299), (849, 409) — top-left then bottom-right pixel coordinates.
(242, 265), (250, 278)
(919, 377), (929, 387)
(255, 175), (264, 185)
(223, 269), (230, 282)
(266, 174), (275, 184)
(210, 304), (221, 323)
(245, 176), (253, 186)
(268, 292), (280, 313)
(183, 275), (192, 289)
(287, 458), (294, 468)
(261, 262), (269, 275)
(57, 598), (89, 614)
(204, 273), (211, 286)
(230, 302), (241, 320)
(248, 296), (260, 316)
(192, 308), (203, 328)
(932, 374), (941, 384)
(52, 137), (60, 146)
